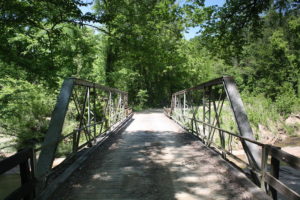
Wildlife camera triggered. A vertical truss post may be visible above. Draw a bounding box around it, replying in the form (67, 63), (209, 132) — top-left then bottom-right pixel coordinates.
(170, 95), (173, 114)
(207, 91), (225, 147)
(36, 78), (129, 195)
(190, 92), (199, 137)
(207, 87), (211, 145)
(72, 131), (77, 154)
(191, 117), (194, 134)
(118, 95), (121, 121)
(108, 92), (112, 127)
(202, 88), (206, 141)
(93, 85), (96, 139)
(121, 94), (123, 119)
(125, 93), (128, 116)
(87, 87), (92, 147)
(117, 94), (122, 121)
(123, 95), (125, 118)
(174, 95), (177, 116)
(178, 95), (182, 121)
(213, 99), (225, 157)
(170, 76), (262, 185)
(87, 87), (90, 133)
(183, 92), (186, 117)
(75, 87), (89, 150)
(112, 94), (116, 124)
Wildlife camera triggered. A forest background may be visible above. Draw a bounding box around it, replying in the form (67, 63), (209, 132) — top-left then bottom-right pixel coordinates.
(0, 0), (299, 151)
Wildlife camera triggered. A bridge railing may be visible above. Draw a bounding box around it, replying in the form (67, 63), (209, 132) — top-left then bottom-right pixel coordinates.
(34, 78), (132, 193)
(166, 76), (300, 200)
(169, 76), (261, 170)
(191, 118), (300, 199)
(0, 148), (35, 200)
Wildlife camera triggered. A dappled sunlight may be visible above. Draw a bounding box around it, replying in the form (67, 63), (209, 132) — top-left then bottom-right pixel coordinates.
(176, 176), (200, 183)
(1, 1), (299, 199)
(189, 187), (213, 196)
(107, 143), (119, 150)
(52, 157), (66, 168)
(52, 112), (270, 200)
(92, 173), (112, 181)
(175, 192), (199, 200)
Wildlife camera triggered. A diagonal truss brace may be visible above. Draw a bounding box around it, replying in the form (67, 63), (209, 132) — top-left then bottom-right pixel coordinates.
(171, 76), (261, 171)
(35, 78), (129, 188)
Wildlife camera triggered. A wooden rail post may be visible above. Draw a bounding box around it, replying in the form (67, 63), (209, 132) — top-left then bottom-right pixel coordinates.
(269, 147), (280, 200)
(19, 148), (35, 200)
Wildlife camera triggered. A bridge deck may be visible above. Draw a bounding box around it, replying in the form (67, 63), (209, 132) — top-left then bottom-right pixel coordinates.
(53, 111), (270, 200)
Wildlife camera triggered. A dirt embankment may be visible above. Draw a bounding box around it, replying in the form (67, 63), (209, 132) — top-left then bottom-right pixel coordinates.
(256, 113), (300, 157)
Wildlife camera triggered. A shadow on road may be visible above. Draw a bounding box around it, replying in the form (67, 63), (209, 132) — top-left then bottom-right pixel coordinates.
(52, 112), (269, 200)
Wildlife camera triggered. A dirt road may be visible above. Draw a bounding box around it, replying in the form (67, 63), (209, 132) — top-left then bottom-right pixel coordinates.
(53, 111), (270, 200)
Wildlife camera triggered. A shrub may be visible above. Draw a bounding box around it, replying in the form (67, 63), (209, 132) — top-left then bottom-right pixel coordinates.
(135, 89), (149, 110)
(0, 77), (54, 150)
(275, 82), (299, 116)
(241, 92), (280, 128)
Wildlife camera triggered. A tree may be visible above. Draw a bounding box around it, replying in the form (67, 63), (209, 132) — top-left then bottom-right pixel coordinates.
(0, 0), (102, 87)
(94, 0), (185, 106)
(0, 1), (108, 149)
(187, 0), (300, 64)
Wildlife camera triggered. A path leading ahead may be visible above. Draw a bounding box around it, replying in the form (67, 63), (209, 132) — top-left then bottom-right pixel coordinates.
(53, 111), (270, 200)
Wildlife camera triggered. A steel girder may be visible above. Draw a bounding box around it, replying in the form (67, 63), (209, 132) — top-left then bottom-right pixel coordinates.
(35, 78), (129, 190)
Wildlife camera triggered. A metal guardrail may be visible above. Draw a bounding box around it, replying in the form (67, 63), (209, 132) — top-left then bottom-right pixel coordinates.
(0, 148), (35, 200)
(166, 76), (300, 200)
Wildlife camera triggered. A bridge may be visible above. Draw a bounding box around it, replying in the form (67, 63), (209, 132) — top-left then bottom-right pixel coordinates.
(1, 76), (300, 200)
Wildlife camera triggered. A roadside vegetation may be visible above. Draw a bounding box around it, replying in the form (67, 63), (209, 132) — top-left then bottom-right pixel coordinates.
(0, 0), (299, 153)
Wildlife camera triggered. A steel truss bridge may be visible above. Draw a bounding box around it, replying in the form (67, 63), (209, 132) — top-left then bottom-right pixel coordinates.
(0, 76), (299, 200)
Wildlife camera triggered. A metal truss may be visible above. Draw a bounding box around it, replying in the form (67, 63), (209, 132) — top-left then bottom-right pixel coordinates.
(170, 76), (261, 178)
(35, 78), (131, 187)
(168, 76), (300, 200)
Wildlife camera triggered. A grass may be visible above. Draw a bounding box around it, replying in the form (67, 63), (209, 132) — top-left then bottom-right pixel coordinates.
(174, 91), (300, 148)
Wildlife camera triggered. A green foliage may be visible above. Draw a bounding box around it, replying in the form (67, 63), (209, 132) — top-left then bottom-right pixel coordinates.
(282, 124), (299, 137)
(56, 140), (73, 157)
(0, 77), (54, 149)
(242, 92), (280, 128)
(188, 0), (300, 63)
(1, 0), (300, 151)
(188, 0), (300, 118)
(94, 0), (186, 106)
(275, 82), (299, 115)
(135, 89), (149, 110)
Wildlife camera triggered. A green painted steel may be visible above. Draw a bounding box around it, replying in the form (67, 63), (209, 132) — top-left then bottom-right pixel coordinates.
(35, 78), (129, 192)
(170, 76), (262, 180)
(36, 78), (75, 183)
